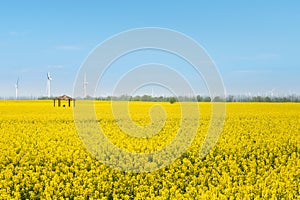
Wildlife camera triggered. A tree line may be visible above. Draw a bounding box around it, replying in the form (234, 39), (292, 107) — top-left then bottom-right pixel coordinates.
(80, 94), (300, 103)
(3, 94), (297, 103)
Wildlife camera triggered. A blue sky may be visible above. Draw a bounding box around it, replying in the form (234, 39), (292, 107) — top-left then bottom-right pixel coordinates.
(0, 1), (299, 98)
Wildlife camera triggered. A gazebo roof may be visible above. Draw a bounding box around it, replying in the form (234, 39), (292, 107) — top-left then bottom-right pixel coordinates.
(54, 95), (74, 100)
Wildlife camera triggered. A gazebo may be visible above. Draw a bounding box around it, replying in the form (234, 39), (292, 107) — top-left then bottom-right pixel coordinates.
(54, 95), (75, 107)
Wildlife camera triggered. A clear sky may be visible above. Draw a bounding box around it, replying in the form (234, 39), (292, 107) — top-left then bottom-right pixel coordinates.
(0, 1), (299, 98)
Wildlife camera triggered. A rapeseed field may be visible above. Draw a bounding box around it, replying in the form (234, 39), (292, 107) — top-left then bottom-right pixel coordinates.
(0, 101), (299, 199)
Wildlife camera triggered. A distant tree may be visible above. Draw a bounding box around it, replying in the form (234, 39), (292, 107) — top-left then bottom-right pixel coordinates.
(38, 96), (52, 100)
(119, 94), (130, 101)
(106, 96), (112, 100)
(141, 95), (151, 101)
(203, 96), (211, 102)
(226, 95), (234, 102)
(169, 97), (177, 104)
(85, 95), (94, 100)
(158, 96), (164, 102)
(131, 96), (141, 101)
(196, 95), (203, 102)
(252, 96), (263, 102)
(265, 96), (271, 102)
(213, 96), (224, 102)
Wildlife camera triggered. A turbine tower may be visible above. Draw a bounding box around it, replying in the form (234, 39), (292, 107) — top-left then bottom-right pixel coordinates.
(15, 78), (19, 100)
(270, 88), (275, 98)
(83, 73), (88, 98)
(47, 72), (52, 98)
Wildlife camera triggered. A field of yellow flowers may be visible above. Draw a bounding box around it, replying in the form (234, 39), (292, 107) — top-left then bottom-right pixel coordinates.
(0, 100), (299, 199)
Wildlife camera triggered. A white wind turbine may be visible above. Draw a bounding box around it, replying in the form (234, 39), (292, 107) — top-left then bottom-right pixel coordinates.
(83, 73), (88, 98)
(270, 88), (275, 98)
(15, 78), (19, 100)
(265, 88), (275, 99)
(47, 72), (52, 98)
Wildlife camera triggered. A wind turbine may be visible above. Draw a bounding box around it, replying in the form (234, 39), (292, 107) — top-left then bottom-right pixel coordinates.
(270, 88), (275, 99)
(47, 72), (52, 98)
(15, 78), (19, 100)
(83, 73), (88, 98)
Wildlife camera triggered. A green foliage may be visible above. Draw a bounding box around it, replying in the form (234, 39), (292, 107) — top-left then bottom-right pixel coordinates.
(169, 97), (177, 104)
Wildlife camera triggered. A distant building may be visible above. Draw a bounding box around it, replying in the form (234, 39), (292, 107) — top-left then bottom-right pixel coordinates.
(53, 95), (75, 107)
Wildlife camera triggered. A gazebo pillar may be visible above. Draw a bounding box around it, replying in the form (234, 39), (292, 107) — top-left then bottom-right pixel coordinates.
(53, 95), (75, 108)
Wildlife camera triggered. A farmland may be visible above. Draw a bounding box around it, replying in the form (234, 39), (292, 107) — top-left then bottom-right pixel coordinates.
(0, 101), (299, 199)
